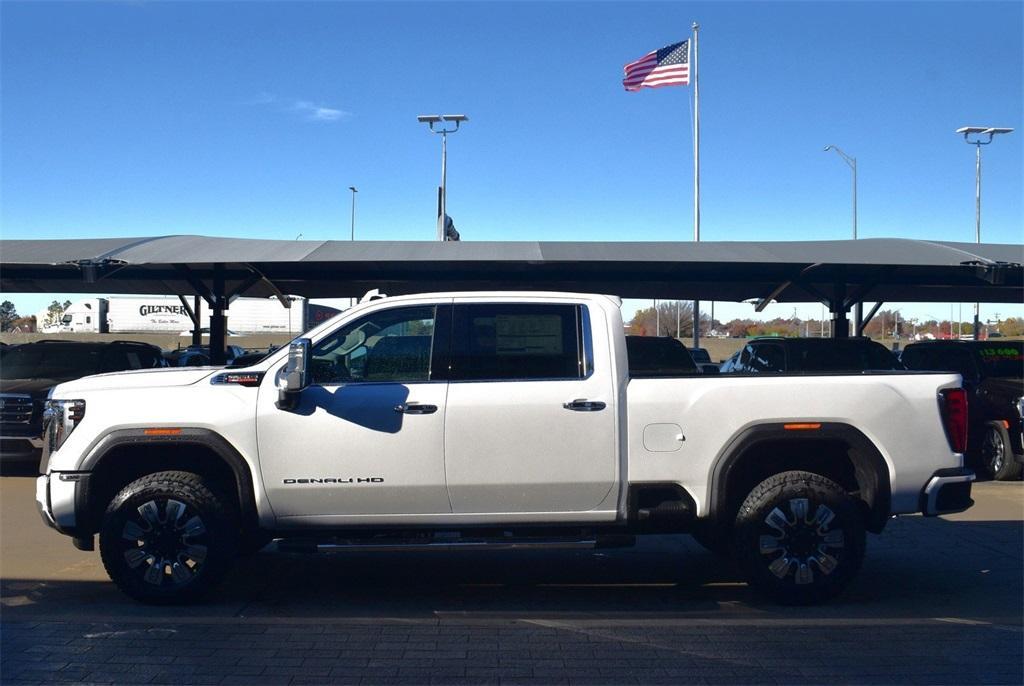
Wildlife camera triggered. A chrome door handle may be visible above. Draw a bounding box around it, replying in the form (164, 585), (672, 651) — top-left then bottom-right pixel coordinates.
(394, 403), (438, 415)
(563, 399), (606, 412)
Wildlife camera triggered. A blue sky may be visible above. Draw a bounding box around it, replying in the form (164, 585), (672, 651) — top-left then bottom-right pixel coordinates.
(2, 1), (1021, 324)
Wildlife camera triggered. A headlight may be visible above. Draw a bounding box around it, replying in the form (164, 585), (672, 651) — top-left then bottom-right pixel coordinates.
(42, 399), (86, 455)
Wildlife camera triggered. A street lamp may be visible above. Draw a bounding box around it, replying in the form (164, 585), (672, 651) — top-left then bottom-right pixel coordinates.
(956, 126), (1014, 340)
(348, 186), (358, 241)
(418, 114), (469, 241)
(824, 145), (860, 336)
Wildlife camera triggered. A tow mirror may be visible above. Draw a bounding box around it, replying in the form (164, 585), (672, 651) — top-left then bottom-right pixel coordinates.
(276, 338), (310, 411)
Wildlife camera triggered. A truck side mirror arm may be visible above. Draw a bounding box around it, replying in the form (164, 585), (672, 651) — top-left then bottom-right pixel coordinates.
(276, 338), (311, 411)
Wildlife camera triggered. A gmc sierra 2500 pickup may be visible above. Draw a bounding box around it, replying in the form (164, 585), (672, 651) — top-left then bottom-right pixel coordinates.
(37, 292), (974, 604)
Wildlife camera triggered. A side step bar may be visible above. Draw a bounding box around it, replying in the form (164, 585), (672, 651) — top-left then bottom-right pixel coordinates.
(277, 535), (635, 555)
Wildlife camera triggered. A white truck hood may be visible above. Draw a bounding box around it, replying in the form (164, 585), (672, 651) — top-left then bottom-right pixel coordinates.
(51, 367), (219, 395)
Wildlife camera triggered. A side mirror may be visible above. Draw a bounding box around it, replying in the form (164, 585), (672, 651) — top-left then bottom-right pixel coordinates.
(276, 338), (311, 411)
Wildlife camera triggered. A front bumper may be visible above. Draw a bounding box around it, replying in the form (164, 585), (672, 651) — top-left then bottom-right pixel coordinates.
(0, 430), (43, 463)
(920, 467), (975, 516)
(35, 472), (90, 536)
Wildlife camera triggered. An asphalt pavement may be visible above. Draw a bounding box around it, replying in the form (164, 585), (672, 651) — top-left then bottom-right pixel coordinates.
(1, 465), (1021, 685)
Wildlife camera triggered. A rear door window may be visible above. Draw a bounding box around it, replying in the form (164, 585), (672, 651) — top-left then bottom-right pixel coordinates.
(450, 304), (584, 381)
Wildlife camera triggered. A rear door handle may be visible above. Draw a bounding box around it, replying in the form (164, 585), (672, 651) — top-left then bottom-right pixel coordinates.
(394, 403), (438, 415)
(563, 399), (606, 412)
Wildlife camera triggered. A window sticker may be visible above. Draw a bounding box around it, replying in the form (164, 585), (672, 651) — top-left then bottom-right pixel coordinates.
(492, 315), (564, 355)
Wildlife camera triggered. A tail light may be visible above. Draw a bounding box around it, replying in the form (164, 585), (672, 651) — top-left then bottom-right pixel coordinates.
(939, 388), (968, 454)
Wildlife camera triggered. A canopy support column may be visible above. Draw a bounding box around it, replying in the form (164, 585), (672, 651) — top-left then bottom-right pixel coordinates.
(192, 296), (202, 347)
(209, 264), (228, 365)
(830, 281), (850, 339)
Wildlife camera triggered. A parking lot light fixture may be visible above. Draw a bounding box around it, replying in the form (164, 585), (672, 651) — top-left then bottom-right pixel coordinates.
(418, 114), (469, 241)
(956, 126), (1014, 340)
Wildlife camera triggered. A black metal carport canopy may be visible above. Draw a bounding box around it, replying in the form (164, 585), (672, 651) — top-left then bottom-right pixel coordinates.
(1, 235), (1021, 305)
(4, 235), (1020, 361)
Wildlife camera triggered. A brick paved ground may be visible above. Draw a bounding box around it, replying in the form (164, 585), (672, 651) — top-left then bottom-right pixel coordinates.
(3, 618), (1022, 685)
(2, 477), (1021, 685)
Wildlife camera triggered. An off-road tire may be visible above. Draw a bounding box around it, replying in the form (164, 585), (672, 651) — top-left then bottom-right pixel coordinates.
(979, 421), (1022, 482)
(733, 470), (865, 605)
(99, 471), (238, 604)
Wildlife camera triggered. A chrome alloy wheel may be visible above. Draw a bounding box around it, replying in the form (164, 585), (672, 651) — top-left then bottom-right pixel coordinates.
(759, 498), (845, 586)
(982, 426), (1006, 476)
(119, 499), (208, 587)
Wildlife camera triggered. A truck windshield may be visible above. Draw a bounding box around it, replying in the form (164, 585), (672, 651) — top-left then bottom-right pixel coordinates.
(977, 342), (1024, 378)
(0, 345), (100, 381)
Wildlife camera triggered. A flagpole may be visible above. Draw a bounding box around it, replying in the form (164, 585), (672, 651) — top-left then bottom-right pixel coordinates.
(691, 22), (701, 350)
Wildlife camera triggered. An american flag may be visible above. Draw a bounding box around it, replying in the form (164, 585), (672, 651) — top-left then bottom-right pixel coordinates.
(623, 40), (690, 91)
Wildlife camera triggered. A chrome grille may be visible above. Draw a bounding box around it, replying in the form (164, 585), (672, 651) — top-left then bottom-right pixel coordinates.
(0, 394), (34, 424)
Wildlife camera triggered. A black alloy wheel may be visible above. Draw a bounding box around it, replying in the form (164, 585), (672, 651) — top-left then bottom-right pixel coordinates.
(100, 471), (237, 603)
(733, 470), (866, 605)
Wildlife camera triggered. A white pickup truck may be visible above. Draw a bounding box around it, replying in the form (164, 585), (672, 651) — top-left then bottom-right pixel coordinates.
(37, 292), (974, 604)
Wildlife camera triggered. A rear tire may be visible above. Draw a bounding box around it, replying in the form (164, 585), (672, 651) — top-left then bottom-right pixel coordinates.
(99, 471), (238, 604)
(979, 422), (1022, 482)
(733, 470), (865, 605)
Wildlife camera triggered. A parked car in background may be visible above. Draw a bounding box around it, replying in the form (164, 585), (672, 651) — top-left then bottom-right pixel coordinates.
(626, 336), (698, 377)
(0, 340), (165, 465)
(163, 345), (246, 367)
(226, 346), (279, 368)
(688, 347), (721, 374)
(718, 337), (904, 374)
(901, 340), (1023, 481)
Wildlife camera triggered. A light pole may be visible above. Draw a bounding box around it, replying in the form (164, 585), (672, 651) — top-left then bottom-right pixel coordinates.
(418, 114), (468, 241)
(348, 186), (358, 241)
(956, 126), (1013, 340)
(824, 145), (860, 336)
(347, 186), (358, 308)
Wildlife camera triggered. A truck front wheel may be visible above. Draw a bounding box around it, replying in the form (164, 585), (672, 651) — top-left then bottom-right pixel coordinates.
(99, 471), (238, 604)
(733, 470), (865, 605)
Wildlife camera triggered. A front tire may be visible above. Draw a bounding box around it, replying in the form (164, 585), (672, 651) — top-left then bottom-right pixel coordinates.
(733, 470), (865, 605)
(99, 471), (238, 604)
(979, 421), (1022, 482)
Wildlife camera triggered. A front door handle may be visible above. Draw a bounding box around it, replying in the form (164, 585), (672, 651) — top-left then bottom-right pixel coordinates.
(563, 399), (606, 412)
(394, 403), (438, 415)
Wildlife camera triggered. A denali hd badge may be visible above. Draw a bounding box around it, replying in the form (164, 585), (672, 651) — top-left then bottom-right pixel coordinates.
(283, 477), (384, 484)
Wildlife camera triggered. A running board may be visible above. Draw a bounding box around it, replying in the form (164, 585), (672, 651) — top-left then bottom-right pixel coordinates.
(277, 538), (606, 555)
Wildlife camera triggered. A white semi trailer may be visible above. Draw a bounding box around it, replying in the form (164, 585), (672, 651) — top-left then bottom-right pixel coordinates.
(46, 296), (315, 335)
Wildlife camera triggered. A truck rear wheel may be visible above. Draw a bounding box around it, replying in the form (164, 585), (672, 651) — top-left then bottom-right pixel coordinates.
(979, 421), (1022, 482)
(733, 470), (865, 605)
(99, 471), (238, 604)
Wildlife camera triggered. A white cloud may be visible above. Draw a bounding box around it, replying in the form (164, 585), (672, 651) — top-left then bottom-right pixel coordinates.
(244, 93), (351, 123)
(292, 100), (350, 123)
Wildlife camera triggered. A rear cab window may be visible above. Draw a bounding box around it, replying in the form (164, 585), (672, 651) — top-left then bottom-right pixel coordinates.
(626, 336), (697, 377)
